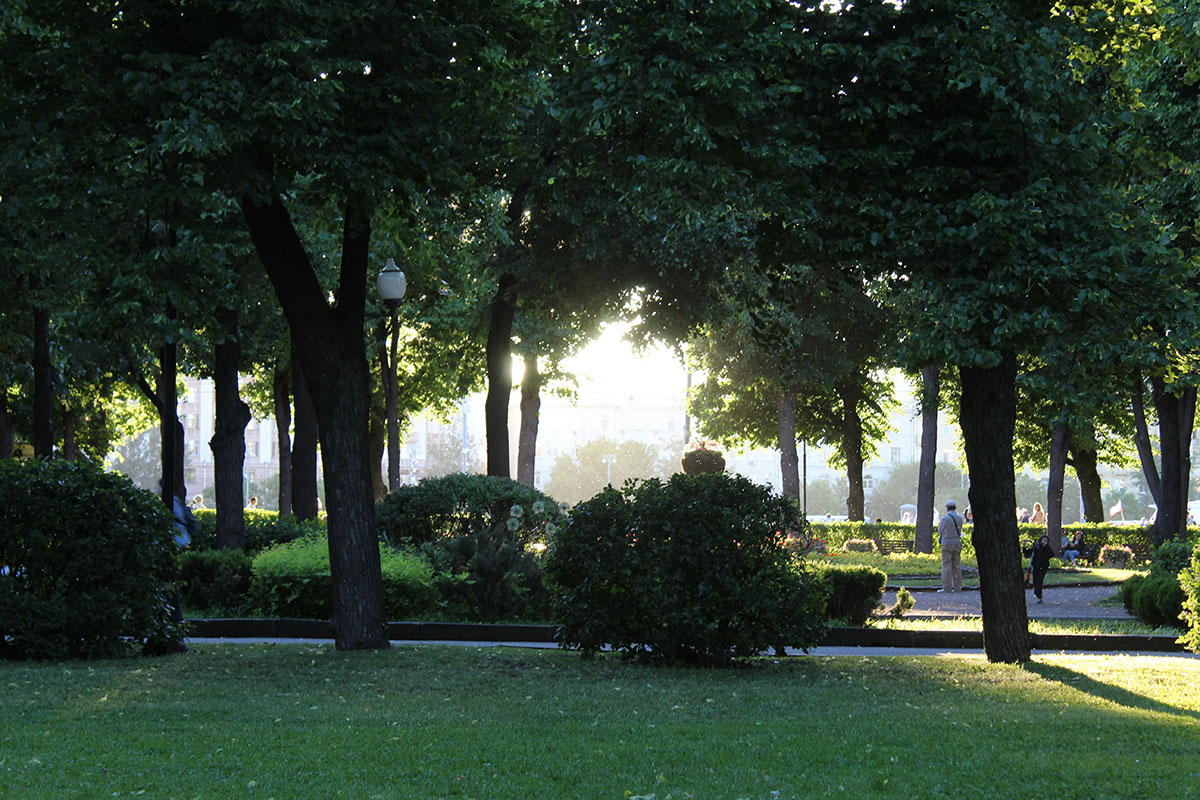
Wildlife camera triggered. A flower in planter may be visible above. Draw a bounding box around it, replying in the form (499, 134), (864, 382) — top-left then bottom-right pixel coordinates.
(681, 440), (726, 474)
(1099, 544), (1135, 568)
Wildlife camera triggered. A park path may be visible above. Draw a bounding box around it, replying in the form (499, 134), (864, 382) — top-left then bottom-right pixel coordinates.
(882, 583), (1131, 619)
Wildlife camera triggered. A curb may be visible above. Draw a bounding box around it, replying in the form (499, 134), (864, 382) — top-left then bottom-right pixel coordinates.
(186, 619), (1185, 653)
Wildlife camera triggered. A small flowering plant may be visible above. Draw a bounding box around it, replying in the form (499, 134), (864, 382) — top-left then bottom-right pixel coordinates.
(1099, 544), (1135, 568)
(680, 440), (726, 475)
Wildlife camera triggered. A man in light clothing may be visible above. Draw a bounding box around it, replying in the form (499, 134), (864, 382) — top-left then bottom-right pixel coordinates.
(938, 500), (965, 592)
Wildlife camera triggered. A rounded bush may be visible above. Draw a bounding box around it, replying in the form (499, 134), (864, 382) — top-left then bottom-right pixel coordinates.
(0, 458), (184, 659)
(246, 536), (438, 620)
(1120, 572), (1185, 629)
(376, 473), (562, 548)
(842, 538), (878, 554)
(545, 473), (827, 663)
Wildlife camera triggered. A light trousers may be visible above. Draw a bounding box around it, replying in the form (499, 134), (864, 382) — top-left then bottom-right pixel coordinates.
(941, 543), (962, 591)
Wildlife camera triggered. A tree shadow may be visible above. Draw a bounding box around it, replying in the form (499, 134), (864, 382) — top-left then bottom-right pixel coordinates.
(1023, 661), (1200, 722)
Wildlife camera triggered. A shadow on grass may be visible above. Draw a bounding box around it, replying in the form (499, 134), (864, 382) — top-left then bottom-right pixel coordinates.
(1023, 661), (1200, 721)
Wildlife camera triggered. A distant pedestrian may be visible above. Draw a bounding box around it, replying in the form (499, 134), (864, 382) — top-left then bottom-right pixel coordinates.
(1031, 502), (1046, 525)
(247, 496), (259, 510)
(938, 500), (965, 593)
(1030, 534), (1054, 604)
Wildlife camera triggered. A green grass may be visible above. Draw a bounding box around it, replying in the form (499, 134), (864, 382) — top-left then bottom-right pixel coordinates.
(821, 552), (1143, 587)
(873, 615), (1183, 637)
(3, 645), (1200, 799)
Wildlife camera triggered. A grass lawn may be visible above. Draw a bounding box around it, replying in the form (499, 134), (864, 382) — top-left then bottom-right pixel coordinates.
(3, 645), (1199, 799)
(872, 615), (1184, 638)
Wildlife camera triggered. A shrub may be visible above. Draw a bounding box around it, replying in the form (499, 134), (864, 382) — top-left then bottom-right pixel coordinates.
(889, 587), (916, 619)
(191, 509), (321, 553)
(1120, 573), (1186, 630)
(812, 563), (887, 625)
(545, 473), (827, 664)
(680, 441), (726, 475)
(0, 459), (184, 659)
(179, 549), (252, 614)
(1152, 539), (1194, 576)
(1181, 541), (1200, 652)
(376, 473), (562, 548)
(1100, 544), (1134, 568)
(246, 536), (438, 620)
(843, 538), (878, 553)
(424, 516), (550, 621)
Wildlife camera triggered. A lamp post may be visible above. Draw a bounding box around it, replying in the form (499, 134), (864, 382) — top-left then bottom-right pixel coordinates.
(377, 257), (407, 491)
(602, 453), (616, 485)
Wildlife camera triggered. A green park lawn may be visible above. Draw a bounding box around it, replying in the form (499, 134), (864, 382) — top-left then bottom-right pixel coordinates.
(823, 551), (1141, 588)
(3, 644), (1199, 799)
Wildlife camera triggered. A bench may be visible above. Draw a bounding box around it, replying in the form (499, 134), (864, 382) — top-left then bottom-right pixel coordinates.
(875, 539), (915, 555)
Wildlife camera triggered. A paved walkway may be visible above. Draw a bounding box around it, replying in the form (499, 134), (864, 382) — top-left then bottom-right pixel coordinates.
(883, 583), (1131, 619)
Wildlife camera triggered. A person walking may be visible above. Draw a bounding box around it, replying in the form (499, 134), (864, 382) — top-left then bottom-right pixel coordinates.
(938, 500), (965, 593)
(1030, 534), (1054, 603)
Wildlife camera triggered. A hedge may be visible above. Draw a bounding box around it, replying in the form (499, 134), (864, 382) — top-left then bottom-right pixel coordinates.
(809, 520), (1167, 557)
(246, 536), (438, 620)
(191, 508), (323, 553)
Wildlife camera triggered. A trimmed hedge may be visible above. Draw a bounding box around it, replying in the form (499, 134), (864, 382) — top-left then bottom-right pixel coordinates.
(246, 536), (438, 620)
(0, 459), (184, 659)
(811, 520), (1164, 558)
(1182, 541), (1200, 652)
(191, 508), (322, 553)
(546, 473), (828, 664)
(812, 563), (887, 626)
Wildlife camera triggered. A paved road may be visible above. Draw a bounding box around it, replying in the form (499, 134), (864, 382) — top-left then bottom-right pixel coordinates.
(884, 583), (1130, 619)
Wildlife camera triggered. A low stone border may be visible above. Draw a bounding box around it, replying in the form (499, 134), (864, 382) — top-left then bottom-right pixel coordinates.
(186, 619), (1184, 652)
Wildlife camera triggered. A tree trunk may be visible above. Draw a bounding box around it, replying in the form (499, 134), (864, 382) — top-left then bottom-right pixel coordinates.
(243, 191), (388, 651)
(1069, 444), (1104, 522)
(485, 273), (517, 478)
(61, 406), (77, 461)
(368, 375), (387, 501)
(776, 388), (800, 502)
(273, 365), (293, 517)
(838, 380), (865, 521)
(517, 353), (542, 487)
(211, 307), (251, 551)
(291, 338), (320, 521)
(1180, 388), (1196, 539)
(1150, 376), (1186, 544)
(33, 304), (53, 458)
(0, 391), (11, 459)
(158, 325), (182, 506)
(959, 350), (1030, 664)
(1131, 373), (1162, 509)
(1047, 422), (1070, 555)
(915, 364), (939, 553)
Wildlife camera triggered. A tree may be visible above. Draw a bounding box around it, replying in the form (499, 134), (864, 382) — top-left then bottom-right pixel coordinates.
(866, 462), (965, 524)
(544, 437), (676, 507)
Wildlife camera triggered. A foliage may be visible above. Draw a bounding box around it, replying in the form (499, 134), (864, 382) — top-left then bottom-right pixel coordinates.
(803, 475), (850, 517)
(0, 459), (183, 659)
(179, 548), (252, 614)
(679, 440), (726, 475)
(1182, 539), (1200, 652)
(1100, 544), (1136, 568)
(842, 538), (878, 553)
(375, 473), (564, 548)
(191, 508), (321, 554)
(864, 462), (966, 523)
(544, 437), (677, 507)
(545, 473), (827, 663)
(811, 563), (887, 626)
(247, 536), (437, 621)
(423, 512), (550, 622)
(889, 587), (916, 619)
(1119, 572), (1186, 630)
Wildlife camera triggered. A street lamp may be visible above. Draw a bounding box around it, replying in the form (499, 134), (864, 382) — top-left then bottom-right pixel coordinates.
(377, 257), (407, 491)
(602, 453), (616, 485)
